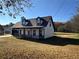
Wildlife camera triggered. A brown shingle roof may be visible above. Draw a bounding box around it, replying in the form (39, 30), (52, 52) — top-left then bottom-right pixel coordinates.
(12, 22), (24, 28)
(12, 16), (54, 28)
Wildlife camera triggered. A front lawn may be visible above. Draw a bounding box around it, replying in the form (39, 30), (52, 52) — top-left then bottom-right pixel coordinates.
(55, 32), (79, 39)
(0, 33), (79, 59)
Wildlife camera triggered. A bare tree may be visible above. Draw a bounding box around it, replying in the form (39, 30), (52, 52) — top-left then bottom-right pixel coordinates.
(64, 7), (79, 32)
(71, 14), (79, 32)
(0, 0), (32, 18)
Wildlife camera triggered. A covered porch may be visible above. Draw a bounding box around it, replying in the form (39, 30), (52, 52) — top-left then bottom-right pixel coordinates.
(12, 26), (45, 39)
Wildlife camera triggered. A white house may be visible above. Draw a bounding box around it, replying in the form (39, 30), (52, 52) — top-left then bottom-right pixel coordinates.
(12, 16), (55, 39)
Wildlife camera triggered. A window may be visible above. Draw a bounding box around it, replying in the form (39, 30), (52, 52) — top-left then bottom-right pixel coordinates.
(37, 18), (40, 25)
(37, 18), (43, 25)
(28, 30), (30, 35)
(50, 23), (51, 27)
(37, 18), (40, 23)
(39, 29), (42, 36)
(22, 21), (28, 25)
(50, 21), (52, 27)
(33, 30), (36, 36)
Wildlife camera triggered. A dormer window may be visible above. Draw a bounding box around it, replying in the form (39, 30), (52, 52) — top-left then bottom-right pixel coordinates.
(21, 17), (29, 26)
(40, 20), (43, 24)
(22, 20), (29, 26)
(25, 22), (28, 25)
(37, 18), (40, 23)
(37, 17), (43, 26)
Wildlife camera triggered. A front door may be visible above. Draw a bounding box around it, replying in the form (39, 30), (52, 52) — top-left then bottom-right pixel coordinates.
(28, 30), (32, 37)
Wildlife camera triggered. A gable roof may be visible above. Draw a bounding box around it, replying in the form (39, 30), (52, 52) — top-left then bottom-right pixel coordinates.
(12, 16), (54, 29)
(12, 22), (24, 28)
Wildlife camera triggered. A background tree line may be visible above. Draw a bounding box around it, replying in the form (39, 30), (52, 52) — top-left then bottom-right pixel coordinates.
(55, 8), (79, 33)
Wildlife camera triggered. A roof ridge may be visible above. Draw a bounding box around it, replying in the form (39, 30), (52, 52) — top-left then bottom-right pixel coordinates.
(24, 16), (52, 20)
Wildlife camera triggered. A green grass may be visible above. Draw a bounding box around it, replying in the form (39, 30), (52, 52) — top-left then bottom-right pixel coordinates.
(0, 33), (79, 59)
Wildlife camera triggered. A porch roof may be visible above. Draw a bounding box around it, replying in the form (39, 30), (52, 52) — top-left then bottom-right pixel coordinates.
(12, 26), (44, 29)
(25, 26), (43, 29)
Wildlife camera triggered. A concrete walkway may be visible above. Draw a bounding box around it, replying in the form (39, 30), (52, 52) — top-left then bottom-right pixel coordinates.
(0, 34), (12, 38)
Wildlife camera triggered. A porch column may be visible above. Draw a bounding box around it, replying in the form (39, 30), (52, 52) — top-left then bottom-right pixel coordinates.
(18, 29), (20, 37)
(39, 29), (42, 38)
(23, 28), (25, 36)
(19, 29), (21, 35)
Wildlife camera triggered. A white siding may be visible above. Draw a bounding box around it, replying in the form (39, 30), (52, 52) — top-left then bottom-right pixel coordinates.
(21, 29), (24, 35)
(25, 29), (28, 35)
(44, 20), (54, 38)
